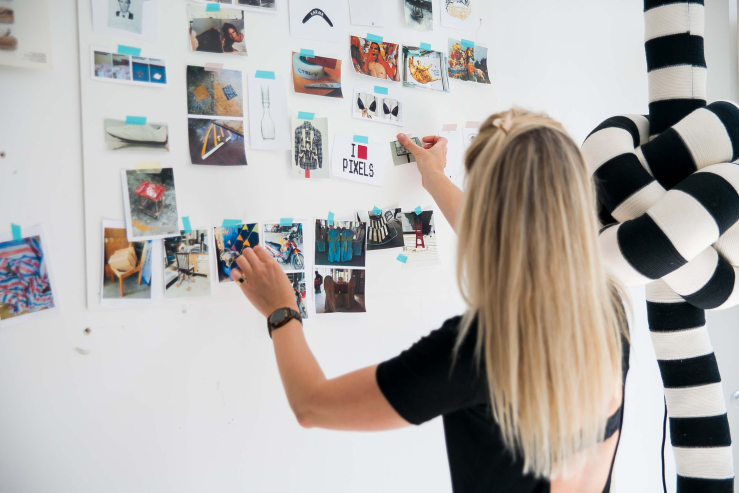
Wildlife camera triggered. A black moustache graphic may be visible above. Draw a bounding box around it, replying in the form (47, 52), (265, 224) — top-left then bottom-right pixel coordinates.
(302, 8), (334, 27)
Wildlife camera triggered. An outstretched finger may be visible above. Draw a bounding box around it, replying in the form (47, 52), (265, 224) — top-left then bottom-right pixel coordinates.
(397, 133), (424, 157)
(241, 247), (264, 272)
(252, 244), (276, 265)
(235, 255), (254, 279)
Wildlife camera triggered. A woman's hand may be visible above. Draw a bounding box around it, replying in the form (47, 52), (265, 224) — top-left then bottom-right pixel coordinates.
(397, 133), (448, 191)
(230, 246), (299, 318)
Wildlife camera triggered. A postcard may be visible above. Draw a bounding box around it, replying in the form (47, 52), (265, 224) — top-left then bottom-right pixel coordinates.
(352, 86), (403, 126)
(350, 35), (400, 82)
(92, 47), (167, 86)
(315, 219), (367, 268)
(262, 222), (305, 272)
(314, 268), (366, 314)
(448, 39), (491, 84)
(288, 272), (309, 319)
(187, 118), (247, 165)
(389, 137), (422, 165)
(288, 0), (343, 43)
(440, 0), (477, 31)
(164, 229), (213, 299)
(401, 210), (439, 267)
(348, 0), (384, 27)
(247, 74), (291, 150)
(186, 65), (244, 118)
(355, 208), (405, 251)
(120, 168), (180, 241)
(292, 116), (330, 178)
(402, 46), (450, 93)
(187, 5), (247, 56)
(213, 223), (260, 283)
(292, 52), (343, 98)
(331, 135), (385, 187)
(404, 0), (433, 31)
(104, 119), (169, 151)
(91, 0), (158, 42)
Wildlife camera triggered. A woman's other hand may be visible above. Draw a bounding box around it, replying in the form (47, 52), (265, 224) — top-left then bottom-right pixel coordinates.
(230, 246), (298, 318)
(397, 133), (448, 191)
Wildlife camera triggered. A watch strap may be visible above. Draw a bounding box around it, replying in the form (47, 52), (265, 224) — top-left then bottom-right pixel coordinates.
(268, 307), (302, 338)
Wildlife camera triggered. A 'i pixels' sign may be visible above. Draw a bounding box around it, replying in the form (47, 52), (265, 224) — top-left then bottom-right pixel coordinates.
(331, 135), (385, 186)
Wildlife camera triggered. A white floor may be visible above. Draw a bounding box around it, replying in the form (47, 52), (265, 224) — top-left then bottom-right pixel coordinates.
(403, 234), (439, 268)
(164, 273), (212, 299)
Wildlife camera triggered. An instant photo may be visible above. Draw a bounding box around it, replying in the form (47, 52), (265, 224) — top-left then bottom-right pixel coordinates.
(389, 137), (422, 165)
(121, 168), (180, 241)
(403, 46), (450, 93)
(164, 230), (212, 299)
(188, 5), (248, 56)
(315, 220), (367, 268)
(105, 119), (169, 151)
(213, 224), (260, 283)
(262, 223), (305, 272)
(292, 52), (343, 98)
(101, 225), (153, 302)
(288, 272), (309, 319)
(188, 118), (247, 165)
(350, 36), (400, 82)
(186, 65), (244, 118)
(314, 268), (366, 314)
(247, 74), (291, 150)
(92, 47), (167, 87)
(292, 116), (330, 179)
(401, 210), (438, 267)
(404, 0), (433, 31)
(448, 39), (490, 84)
(355, 208), (405, 250)
(352, 86), (403, 126)
(288, 0), (343, 43)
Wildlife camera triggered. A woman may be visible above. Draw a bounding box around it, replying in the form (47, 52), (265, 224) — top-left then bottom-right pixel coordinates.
(222, 23), (246, 53)
(230, 109), (629, 492)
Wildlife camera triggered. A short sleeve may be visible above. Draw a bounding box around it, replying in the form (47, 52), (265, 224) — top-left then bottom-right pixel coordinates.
(376, 316), (486, 425)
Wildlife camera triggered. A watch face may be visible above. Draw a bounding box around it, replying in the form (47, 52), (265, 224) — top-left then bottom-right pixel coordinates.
(269, 309), (287, 325)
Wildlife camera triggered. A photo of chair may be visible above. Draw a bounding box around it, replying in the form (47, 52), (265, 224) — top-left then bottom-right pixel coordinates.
(175, 252), (195, 287)
(108, 241), (148, 298)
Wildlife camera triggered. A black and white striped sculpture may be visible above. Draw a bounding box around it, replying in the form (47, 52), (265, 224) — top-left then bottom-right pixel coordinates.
(582, 1), (736, 490)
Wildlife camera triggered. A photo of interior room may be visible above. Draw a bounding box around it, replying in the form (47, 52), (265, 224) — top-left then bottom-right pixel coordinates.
(314, 219), (366, 267)
(102, 227), (153, 300)
(163, 230), (211, 299)
(314, 268), (366, 314)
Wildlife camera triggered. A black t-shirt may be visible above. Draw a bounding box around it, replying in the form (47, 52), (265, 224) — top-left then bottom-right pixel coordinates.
(376, 316), (630, 493)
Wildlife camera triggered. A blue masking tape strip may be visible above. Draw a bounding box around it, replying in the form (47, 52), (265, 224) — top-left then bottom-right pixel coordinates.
(206, 2), (221, 11)
(372, 206), (382, 215)
(222, 219), (242, 227)
(300, 49), (315, 58)
(327, 211), (334, 225)
(353, 135), (369, 144)
(414, 206), (423, 215)
(366, 33), (383, 43)
(182, 217), (192, 234)
(374, 85), (388, 95)
(461, 39), (475, 48)
(255, 70), (275, 79)
(280, 218), (294, 227)
(125, 116), (146, 125)
(298, 112), (314, 120)
(420, 42), (432, 51)
(117, 44), (141, 56)
(397, 254), (408, 263)
(11, 224), (21, 241)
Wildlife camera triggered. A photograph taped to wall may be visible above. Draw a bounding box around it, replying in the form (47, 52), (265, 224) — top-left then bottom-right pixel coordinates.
(292, 52), (343, 98)
(186, 65), (244, 118)
(120, 168), (180, 241)
(0, 225), (59, 328)
(448, 39), (490, 84)
(188, 118), (247, 165)
(439, 125), (464, 188)
(92, 47), (167, 86)
(288, 0), (343, 43)
(91, 0), (158, 42)
(348, 0), (384, 27)
(214, 223), (260, 283)
(356, 208), (405, 250)
(350, 36), (400, 82)
(403, 46), (450, 93)
(164, 229), (212, 299)
(404, 0), (433, 31)
(440, 0), (477, 31)
(463, 122), (479, 150)
(104, 119), (169, 151)
(187, 5), (247, 56)
(401, 210), (438, 267)
(352, 86), (403, 126)
(389, 137), (422, 165)
(262, 222), (305, 272)
(315, 268), (366, 314)
(248, 74), (291, 150)
(315, 219), (366, 268)
(288, 272), (309, 319)
(331, 135), (385, 187)
(292, 116), (329, 178)
(0, 0), (53, 69)
(193, 0), (277, 14)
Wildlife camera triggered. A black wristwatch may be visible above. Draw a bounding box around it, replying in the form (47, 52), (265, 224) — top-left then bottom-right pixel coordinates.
(267, 307), (302, 338)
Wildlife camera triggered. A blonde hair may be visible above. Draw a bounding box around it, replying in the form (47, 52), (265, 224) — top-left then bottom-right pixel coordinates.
(456, 108), (628, 478)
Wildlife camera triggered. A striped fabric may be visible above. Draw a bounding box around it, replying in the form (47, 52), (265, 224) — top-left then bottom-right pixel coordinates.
(0, 237), (55, 315)
(583, 1), (736, 490)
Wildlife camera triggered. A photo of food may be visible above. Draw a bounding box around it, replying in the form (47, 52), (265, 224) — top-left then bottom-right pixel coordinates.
(288, 272), (308, 319)
(186, 65), (244, 118)
(0, 234), (56, 323)
(448, 39), (491, 84)
(292, 52), (343, 98)
(389, 137), (422, 165)
(402, 46), (450, 93)
(121, 168), (180, 240)
(187, 118), (247, 165)
(401, 210), (438, 267)
(352, 87), (403, 126)
(102, 226), (153, 300)
(314, 268), (366, 314)
(315, 219), (367, 267)
(404, 0), (433, 30)
(105, 119), (169, 151)
(164, 230), (212, 299)
(262, 223), (305, 272)
(213, 223), (260, 283)
(349, 36), (400, 82)
(356, 208), (405, 250)
(188, 5), (247, 56)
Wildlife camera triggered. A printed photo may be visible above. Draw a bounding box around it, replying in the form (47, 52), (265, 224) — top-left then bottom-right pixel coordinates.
(440, 0), (476, 30)
(352, 87), (403, 126)
(247, 74), (291, 150)
(94, 51), (113, 78)
(389, 137), (422, 165)
(315, 268), (366, 314)
(121, 168), (180, 241)
(92, 48), (167, 86)
(404, 0), (433, 30)
(448, 39), (490, 84)
(292, 116), (329, 178)
(214, 224), (260, 283)
(107, 0), (144, 35)
(288, 0), (343, 43)
(403, 46), (450, 93)
(188, 118), (247, 165)
(348, 0), (384, 27)
(292, 52), (343, 98)
(262, 223), (305, 272)
(401, 210), (438, 267)
(288, 272), (309, 319)
(164, 230), (212, 299)
(315, 220), (366, 268)
(188, 5), (247, 56)
(356, 208), (405, 250)
(111, 53), (131, 80)
(105, 119), (169, 151)
(91, 0), (157, 43)
(350, 36), (400, 82)
(186, 65), (244, 118)
(102, 226), (153, 301)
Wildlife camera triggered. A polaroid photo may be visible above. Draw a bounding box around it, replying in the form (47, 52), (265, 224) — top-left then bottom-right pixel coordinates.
(213, 223), (260, 283)
(91, 0), (158, 42)
(292, 116), (330, 179)
(440, 0), (477, 30)
(187, 5), (247, 56)
(186, 65), (244, 118)
(120, 168), (180, 241)
(389, 137), (422, 165)
(403, 46), (450, 93)
(350, 36), (401, 82)
(188, 118), (247, 165)
(355, 208), (405, 251)
(164, 229), (213, 299)
(314, 268), (366, 314)
(292, 52), (343, 98)
(463, 122), (479, 151)
(288, 0), (343, 43)
(262, 222), (305, 272)
(404, 0), (433, 31)
(288, 272), (309, 319)
(0, 225), (60, 328)
(92, 47), (167, 87)
(248, 74), (291, 150)
(193, 0), (277, 14)
(439, 125), (465, 188)
(448, 39), (491, 84)
(104, 119), (169, 151)
(315, 219), (367, 268)
(401, 210), (439, 267)
(331, 135), (385, 187)
(348, 0), (384, 27)
(352, 86), (403, 126)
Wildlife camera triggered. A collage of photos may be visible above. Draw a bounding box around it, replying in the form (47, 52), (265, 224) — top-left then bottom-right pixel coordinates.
(288, 273), (309, 319)
(403, 46), (450, 93)
(292, 52), (343, 98)
(404, 0), (433, 31)
(101, 222), (155, 305)
(120, 168), (180, 241)
(187, 118), (247, 165)
(401, 210), (439, 267)
(350, 36), (401, 82)
(288, 0), (343, 43)
(293, 116), (329, 178)
(262, 223), (305, 272)
(104, 118), (169, 151)
(448, 39), (491, 84)
(247, 74), (291, 150)
(92, 48), (167, 86)
(314, 269), (366, 314)
(188, 5), (247, 56)
(389, 136), (423, 165)
(356, 208), (405, 250)
(352, 87), (403, 126)
(315, 220), (366, 267)
(194, 0), (277, 14)
(214, 223), (260, 283)
(164, 230), (212, 300)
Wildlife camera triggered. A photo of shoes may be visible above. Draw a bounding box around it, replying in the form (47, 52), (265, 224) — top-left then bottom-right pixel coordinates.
(104, 119), (169, 151)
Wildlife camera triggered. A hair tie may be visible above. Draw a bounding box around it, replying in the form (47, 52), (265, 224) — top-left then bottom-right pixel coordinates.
(492, 115), (514, 134)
